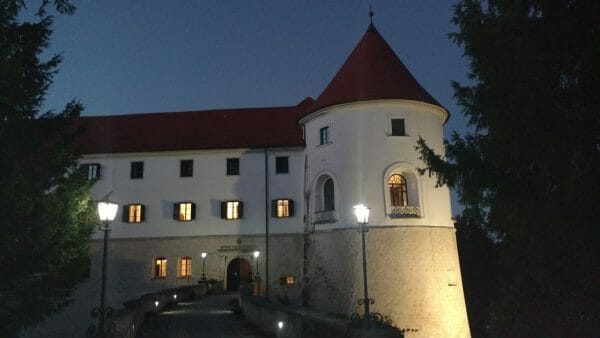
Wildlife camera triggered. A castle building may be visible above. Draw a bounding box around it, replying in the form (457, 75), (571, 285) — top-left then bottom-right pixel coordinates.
(26, 22), (470, 337)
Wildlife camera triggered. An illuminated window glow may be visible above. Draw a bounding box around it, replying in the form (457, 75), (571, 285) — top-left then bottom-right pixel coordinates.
(277, 199), (289, 217)
(154, 258), (167, 278)
(272, 199), (294, 218)
(389, 174), (408, 206)
(128, 204), (143, 223)
(227, 201), (239, 219)
(179, 257), (192, 277)
(174, 202), (195, 221)
(221, 200), (243, 219)
(280, 275), (295, 285)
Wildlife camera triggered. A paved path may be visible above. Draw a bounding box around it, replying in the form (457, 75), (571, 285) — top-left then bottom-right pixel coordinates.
(136, 294), (267, 338)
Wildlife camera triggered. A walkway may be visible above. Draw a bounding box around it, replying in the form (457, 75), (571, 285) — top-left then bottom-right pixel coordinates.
(136, 293), (267, 338)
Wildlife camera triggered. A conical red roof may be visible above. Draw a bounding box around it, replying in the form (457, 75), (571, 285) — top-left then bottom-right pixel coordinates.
(309, 24), (443, 113)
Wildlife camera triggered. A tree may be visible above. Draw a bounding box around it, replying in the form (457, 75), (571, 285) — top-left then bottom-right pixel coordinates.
(0, 0), (96, 335)
(417, 0), (599, 336)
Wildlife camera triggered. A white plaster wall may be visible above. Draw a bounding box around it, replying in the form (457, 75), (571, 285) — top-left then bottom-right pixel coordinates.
(81, 148), (305, 239)
(301, 100), (453, 229)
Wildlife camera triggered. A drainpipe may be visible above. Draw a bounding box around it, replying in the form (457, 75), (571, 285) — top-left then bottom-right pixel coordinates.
(264, 147), (269, 298)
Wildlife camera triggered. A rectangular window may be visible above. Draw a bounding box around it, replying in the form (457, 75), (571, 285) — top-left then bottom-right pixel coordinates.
(154, 258), (167, 278)
(180, 159), (193, 177)
(221, 200), (243, 220)
(391, 119), (406, 136)
(226, 158), (239, 175)
(173, 202), (195, 221)
(280, 275), (295, 286)
(275, 156), (289, 174)
(271, 199), (294, 218)
(123, 204), (145, 223)
(319, 126), (330, 145)
(179, 257), (192, 277)
(131, 161), (144, 179)
(85, 163), (101, 180)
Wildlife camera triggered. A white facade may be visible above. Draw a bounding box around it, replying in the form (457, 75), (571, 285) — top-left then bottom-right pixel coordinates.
(84, 147), (305, 239)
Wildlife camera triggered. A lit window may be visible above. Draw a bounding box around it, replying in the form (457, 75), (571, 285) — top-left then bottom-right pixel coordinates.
(280, 275), (295, 286)
(174, 202), (195, 221)
(179, 257), (192, 277)
(389, 174), (408, 206)
(226, 158), (239, 175)
(85, 163), (101, 180)
(319, 126), (331, 145)
(391, 119), (406, 136)
(275, 156), (289, 174)
(272, 199), (294, 218)
(131, 161), (144, 179)
(123, 204), (145, 223)
(180, 159), (193, 177)
(221, 200), (243, 220)
(154, 257), (167, 278)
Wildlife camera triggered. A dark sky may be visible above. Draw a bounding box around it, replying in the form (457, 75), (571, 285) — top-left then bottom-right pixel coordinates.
(40, 0), (470, 211)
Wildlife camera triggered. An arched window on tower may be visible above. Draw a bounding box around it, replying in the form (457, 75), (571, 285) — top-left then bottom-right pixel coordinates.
(389, 174), (408, 206)
(323, 178), (335, 211)
(314, 175), (337, 224)
(387, 173), (420, 218)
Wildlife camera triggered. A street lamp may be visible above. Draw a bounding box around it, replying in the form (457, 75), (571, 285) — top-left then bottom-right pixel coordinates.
(353, 204), (372, 329)
(201, 252), (207, 280)
(89, 200), (118, 337)
(253, 251), (260, 276)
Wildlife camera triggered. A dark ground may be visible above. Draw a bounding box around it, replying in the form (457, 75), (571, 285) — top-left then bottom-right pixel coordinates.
(136, 293), (267, 338)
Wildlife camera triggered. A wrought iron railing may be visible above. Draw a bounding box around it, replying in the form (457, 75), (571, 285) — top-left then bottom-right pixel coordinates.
(313, 210), (337, 224)
(390, 205), (420, 218)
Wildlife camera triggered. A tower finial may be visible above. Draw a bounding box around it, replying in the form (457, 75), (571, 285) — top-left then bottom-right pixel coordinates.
(369, 5), (374, 24)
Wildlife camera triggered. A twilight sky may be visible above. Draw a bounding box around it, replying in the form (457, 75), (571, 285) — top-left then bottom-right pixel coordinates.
(42, 0), (470, 134)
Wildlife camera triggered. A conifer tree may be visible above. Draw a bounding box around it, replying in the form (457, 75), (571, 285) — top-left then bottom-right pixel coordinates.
(0, 1), (96, 335)
(417, 1), (599, 336)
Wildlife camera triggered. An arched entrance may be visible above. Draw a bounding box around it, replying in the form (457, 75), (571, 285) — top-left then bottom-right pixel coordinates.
(226, 258), (253, 291)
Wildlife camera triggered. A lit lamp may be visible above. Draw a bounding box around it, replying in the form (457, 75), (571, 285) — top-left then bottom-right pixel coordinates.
(353, 204), (372, 329)
(89, 200), (118, 337)
(253, 251), (260, 276)
(201, 252), (207, 280)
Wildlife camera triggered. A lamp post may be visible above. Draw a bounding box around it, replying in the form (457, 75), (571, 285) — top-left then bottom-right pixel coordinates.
(353, 204), (372, 329)
(201, 252), (207, 280)
(89, 200), (118, 337)
(253, 251), (260, 277)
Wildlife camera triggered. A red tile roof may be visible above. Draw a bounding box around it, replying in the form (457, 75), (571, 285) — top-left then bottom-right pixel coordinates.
(309, 24), (445, 114)
(78, 98), (313, 154)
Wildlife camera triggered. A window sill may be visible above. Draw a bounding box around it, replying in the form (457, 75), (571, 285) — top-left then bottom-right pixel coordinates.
(389, 206), (421, 218)
(386, 134), (410, 138)
(152, 277), (167, 280)
(177, 276), (192, 279)
(316, 142), (333, 148)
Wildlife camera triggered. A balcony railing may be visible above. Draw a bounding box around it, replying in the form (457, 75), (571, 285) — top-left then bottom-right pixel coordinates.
(390, 205), (421, 218)
(313, 210), (337, 224)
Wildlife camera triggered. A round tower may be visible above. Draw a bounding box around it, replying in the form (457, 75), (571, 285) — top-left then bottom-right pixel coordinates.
(300, 23), (470, 337)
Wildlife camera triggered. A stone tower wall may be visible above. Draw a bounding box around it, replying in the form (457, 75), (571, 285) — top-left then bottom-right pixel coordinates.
(305, 226), (470, 338)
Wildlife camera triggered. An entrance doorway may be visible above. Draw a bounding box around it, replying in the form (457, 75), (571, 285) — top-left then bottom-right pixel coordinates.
(226, 258), (253, 291)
